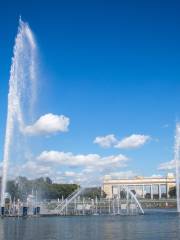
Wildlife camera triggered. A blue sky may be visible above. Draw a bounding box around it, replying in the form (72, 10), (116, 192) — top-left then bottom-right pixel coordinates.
(0, 0), (180, 184)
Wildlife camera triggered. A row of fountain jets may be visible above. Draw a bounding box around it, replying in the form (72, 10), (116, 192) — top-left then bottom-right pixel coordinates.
(1, 18), (180, 213)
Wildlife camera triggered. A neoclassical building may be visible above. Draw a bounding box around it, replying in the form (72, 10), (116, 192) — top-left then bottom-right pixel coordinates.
(102, 173), (176, 199)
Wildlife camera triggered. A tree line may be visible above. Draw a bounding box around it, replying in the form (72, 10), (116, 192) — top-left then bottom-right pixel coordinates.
(6, 176), (78, 201)
(2, 176), (105, 201)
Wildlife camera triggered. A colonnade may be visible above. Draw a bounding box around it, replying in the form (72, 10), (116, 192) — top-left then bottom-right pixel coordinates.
(113, 184), (169, 199)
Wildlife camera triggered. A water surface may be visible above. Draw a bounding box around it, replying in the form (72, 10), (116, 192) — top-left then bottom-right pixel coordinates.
(1, 210), (180, 240)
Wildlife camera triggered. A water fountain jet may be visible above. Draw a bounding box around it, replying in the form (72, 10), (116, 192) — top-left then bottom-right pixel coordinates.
(175, 123), (180, 212)
(1, 19), (37, 207)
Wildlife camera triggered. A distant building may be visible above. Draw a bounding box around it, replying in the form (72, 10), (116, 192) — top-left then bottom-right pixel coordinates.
(102, 173), (175, 199)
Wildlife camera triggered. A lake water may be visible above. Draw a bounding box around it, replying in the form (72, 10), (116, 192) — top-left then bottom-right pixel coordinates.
(0, 210), (180, 240)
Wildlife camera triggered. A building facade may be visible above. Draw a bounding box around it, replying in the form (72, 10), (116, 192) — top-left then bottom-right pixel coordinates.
(102, 173), (175, 199)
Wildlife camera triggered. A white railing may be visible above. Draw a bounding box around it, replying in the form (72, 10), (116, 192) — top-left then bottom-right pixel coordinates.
(55, 187), (84, 214)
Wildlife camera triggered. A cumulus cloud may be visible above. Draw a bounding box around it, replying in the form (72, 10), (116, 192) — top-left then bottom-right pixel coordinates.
(24, 113), (70, 135)
(8, 160), (54, 180)
(94, 133), (151, 149)
(7, 150), (133, 186)
(93, 134), (117, 148)
(8, 150), (129, 185)
(115, 134), (151, 149)
(37, 151), (128, 168)
(22, 161), (52, 176)
(35, 151), (129, 185)
(104, 170), (136, 180)
(158, 160), (175, 170)
(61, 170), (136, 186)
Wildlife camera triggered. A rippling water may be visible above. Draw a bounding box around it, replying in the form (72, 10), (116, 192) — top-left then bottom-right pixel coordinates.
(0, 210), (180, 240)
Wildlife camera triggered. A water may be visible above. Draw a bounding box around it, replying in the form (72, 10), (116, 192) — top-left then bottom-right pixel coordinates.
(1, 18), (37, 205)
(0, 211), (180, 240)
(175, 123), (180, 212)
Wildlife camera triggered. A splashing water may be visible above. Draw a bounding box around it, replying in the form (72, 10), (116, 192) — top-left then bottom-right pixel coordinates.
(175, 123), (180, 212)
(1, 19), (37, 206)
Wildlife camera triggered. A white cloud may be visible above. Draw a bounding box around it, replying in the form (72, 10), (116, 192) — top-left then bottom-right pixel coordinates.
(8, 150), (130, 185)
(35, 151), (129, 186)
(115, 134), (151, 149)
(94, 133), (151, 149)
(93, 134), (117, 148)
(24, 113), (70, 135)
(37, 151), (128, 168)
(7, 147), (130, 185)
(151, 174), (162, 178)
(64, 171), (77, 177)
(22, 161), (52, 176)
(104, 170), (136, 180)
(8, 160), (54, 180)
(158, 160), (175, 170)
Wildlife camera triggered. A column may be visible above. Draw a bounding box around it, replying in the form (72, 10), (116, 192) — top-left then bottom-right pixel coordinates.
(118, 185), (120, 199)
(167, 184), (169, 199)
(150, 185), (153, 199)
(142, 185), (145, 198)
(159, 184), (161, 199)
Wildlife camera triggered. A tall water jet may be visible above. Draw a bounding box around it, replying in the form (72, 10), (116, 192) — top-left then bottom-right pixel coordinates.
(1, 19), (37, 206)
(175, 123), (180, 212)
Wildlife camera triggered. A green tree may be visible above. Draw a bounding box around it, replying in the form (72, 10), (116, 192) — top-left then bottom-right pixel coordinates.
(82, 187), (106, 199)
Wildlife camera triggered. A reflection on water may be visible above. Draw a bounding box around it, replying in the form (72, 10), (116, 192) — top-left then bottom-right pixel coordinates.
(0, 211), (180, 240)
